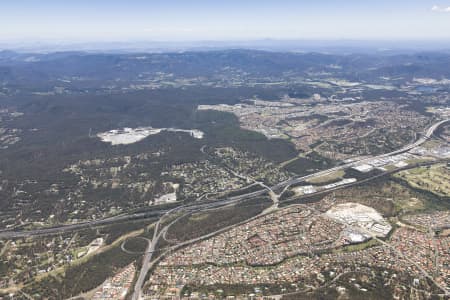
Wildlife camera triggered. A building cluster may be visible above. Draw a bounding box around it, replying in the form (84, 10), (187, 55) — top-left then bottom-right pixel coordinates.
(0, 109), (23, 150)
(92, 263), (136, 300)
(125, 67), (290, 90)
(353, 152), (415, 173)
(213, 147), (291, 185)
(390, 227), (450, 290)
(325, 202), (392, 238)
(146, 245), (425, 298)
(160, 206), (346, 268)
(402, 211), (450, 230)
(286, 177), (361, 198)
(323, 178), (357, 189)
(62, 152), (168, 222)
(0, 233), (97, 288)
(144, 198), (450, 298)
(411, 145), (450, 159)
(199, 100), (428, 160)
(293, 185), (317, 195)
(167, 160), (245, 198)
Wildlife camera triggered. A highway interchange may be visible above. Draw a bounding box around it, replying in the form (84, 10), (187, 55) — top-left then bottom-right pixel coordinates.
(0, 119), (448, 299)
(130, 118), (449, 299)
(1, 119), (447, 239)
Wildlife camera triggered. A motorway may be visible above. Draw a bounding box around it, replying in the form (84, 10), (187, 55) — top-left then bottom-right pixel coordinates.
(0, 119), (447, 240)
(131, 218), (160, 300)
(272, 118), (450, 190)
(129, 157), (450, 299)
(131, 207), (187, 300)
(0, 119), (448, 298)
(129, 118), (449, 299)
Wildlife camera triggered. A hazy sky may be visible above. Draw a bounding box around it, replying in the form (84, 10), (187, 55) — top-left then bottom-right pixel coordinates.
(1, 0), (450, 42)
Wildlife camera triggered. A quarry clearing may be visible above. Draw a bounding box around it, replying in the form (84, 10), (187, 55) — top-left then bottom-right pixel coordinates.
(97, 127), (204, 145)
(325, 202), (392, 237)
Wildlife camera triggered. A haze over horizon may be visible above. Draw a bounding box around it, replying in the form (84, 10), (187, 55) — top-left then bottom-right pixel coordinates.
(1, 1), (450, 299)
(2, 0), (450, 45)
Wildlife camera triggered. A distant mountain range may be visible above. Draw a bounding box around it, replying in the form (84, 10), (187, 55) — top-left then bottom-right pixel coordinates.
(1, 49), (450, 83)
(1, 39), (450, 54)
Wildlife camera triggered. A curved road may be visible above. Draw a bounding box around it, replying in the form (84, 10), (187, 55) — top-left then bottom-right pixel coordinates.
(0, 119), (448, 298)
(0, 119), (447, 240)
(129, 118), (449, 299)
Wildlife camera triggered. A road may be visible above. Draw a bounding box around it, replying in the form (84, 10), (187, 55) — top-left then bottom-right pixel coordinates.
(131, 198), (279, 299)
(131, 206), (188, 300)
(0, 210), (164, 239)
(131, 211), (164, 300)
(128, 118), (449, 298)
(131, 222), (159, 300)
(272, 118), (449, 190)
(132, 157), (450, 298)
(0, 119), (447, 240)
(292, 200), (450, 296)
(120, 236), (151, 255)
(0, 119), (448, 298)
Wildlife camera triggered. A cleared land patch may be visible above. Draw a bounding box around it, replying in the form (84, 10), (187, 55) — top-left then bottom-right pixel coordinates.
(97, 127), (204, 145)
(325, 202), (392, 238)
(394, 163), (450, 197)
(306, 169), (345, 184)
